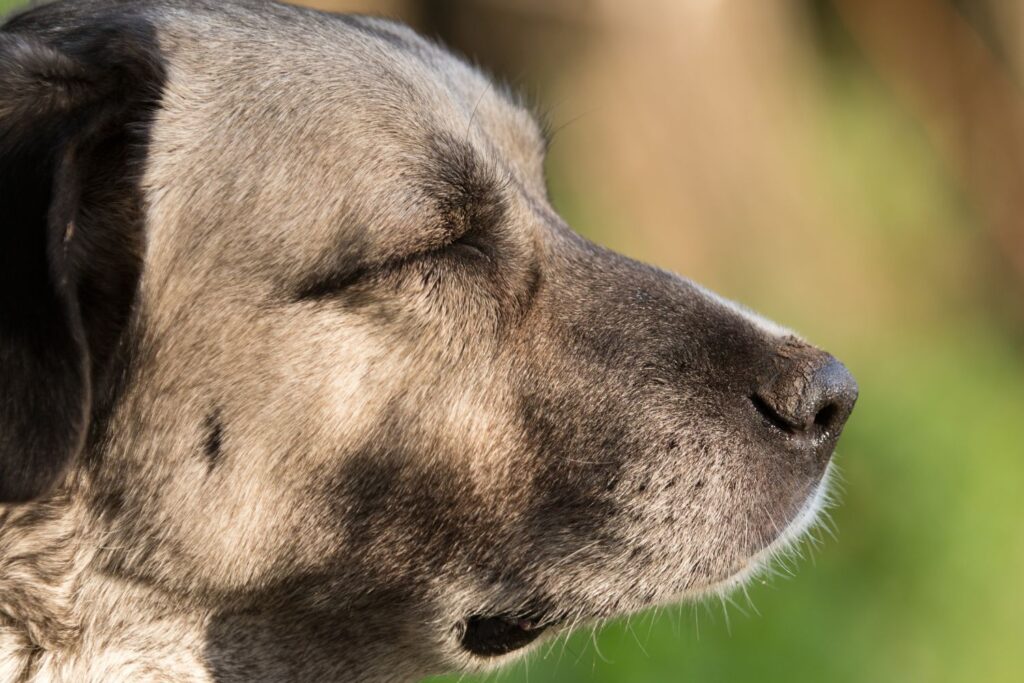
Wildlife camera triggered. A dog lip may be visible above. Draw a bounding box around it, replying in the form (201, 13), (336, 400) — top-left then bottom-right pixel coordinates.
(459, 614), (549, 657)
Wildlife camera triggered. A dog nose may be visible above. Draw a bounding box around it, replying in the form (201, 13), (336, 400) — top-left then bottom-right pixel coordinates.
(750, 347), (858, 445)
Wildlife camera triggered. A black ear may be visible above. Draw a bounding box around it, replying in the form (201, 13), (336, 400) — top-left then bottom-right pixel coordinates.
(0, 20), (163, 502)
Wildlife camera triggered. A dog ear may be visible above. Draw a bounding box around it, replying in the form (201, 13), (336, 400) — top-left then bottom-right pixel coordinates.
(0, 24), (163, 502)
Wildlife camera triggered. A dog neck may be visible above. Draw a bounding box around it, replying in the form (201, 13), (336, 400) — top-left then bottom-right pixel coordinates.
(0, 499), (87, 657)
(0, 499), (212, 682)
(0, 498), (427, 682)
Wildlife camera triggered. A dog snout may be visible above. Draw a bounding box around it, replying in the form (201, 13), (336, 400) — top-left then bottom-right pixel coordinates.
(750, 346), (858, 453)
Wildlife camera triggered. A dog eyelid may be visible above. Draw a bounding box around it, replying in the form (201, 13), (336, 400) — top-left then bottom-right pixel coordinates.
(442, 225), (493, 262)
(293, 265), (368, 301)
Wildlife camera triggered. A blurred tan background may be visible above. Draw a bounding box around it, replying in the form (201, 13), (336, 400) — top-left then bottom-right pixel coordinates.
(5, 1), (1023, 681)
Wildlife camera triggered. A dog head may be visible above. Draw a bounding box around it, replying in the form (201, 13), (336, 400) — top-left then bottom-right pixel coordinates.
(0, 1), (856, 679)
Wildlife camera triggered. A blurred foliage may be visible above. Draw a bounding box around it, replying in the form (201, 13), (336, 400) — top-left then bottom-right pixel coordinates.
(3, 0), (1022, 681)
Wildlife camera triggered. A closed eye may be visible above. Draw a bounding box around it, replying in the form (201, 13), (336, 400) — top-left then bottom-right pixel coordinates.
(293, 228), (494, 302)
(445, 227), (492, 261)
(293, 264), (368, 301)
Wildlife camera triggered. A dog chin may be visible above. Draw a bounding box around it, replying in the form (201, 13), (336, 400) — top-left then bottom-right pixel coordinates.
(708, 462), (837, 598)
(449, 464), (837, 671)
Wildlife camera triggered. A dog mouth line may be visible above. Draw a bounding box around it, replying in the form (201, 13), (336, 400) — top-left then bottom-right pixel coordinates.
(457, 467), (837, 659)
(459, 613), (553, 657)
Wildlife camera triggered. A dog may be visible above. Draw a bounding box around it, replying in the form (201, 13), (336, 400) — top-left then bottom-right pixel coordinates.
(0, 1), (858, 680)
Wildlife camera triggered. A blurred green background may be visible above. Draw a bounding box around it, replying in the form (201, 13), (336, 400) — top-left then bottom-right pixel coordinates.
(4, 0), (1022, 681)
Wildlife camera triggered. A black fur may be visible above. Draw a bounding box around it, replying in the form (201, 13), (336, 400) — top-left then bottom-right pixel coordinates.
(0, 10), (166, 502)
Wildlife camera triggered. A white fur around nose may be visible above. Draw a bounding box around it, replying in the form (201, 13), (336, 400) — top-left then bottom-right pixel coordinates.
(694, 283), (798, 339)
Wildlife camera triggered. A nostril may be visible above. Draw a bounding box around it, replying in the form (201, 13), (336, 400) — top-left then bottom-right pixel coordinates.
(751, 353), (858, 440)
(813, 402), (838, 430)
(749, 393), (798, 435)
(807, 357), (858, 434)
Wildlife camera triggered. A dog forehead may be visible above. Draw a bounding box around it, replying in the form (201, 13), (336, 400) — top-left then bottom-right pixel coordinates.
(138, 3), (545, 287)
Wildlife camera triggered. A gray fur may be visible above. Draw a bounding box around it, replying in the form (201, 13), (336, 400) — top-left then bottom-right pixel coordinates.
(0, 1), (856, 681)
